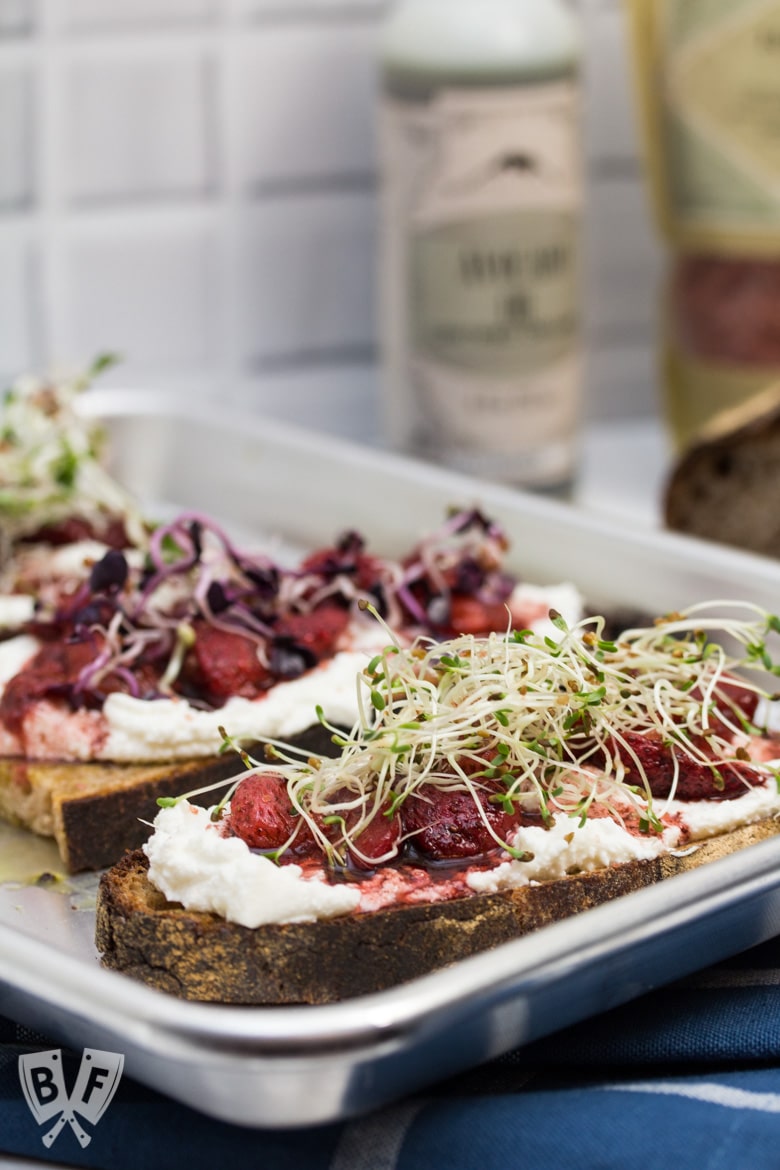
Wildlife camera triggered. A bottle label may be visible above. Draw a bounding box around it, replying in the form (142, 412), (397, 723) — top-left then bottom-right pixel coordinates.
(380, 81), (582, 477)
(637, 0), (780, 250)
(412, 209), (578, 375)
(664, 343), (780, 448)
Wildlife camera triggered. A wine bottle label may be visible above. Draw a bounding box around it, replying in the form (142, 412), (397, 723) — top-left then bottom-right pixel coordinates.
(379, 80), (582, 474)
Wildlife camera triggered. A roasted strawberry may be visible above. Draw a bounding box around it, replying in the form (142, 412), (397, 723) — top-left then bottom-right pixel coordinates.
(20, 514), (130, 550)
(445, 594), (512, 636)
(0, 637), (102, 731)
(225, 772), (317, 857)
(183, 621), (270, 703)
(401, 783), (521, 860)
(275, 603), (350, 661)
(703, 677), (759, 738)
(615, 730), (760, 800)
(300, 539), (386, 595)
(346, 802), (401, 870)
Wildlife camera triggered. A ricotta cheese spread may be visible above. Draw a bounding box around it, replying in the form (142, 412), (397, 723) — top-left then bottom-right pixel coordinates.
(145, 802), (361, 926)
(101, 650), (372, 761)
(467, 777), (780, 896)
(0, 595), (35, 628)
(143, 775), (780, 926)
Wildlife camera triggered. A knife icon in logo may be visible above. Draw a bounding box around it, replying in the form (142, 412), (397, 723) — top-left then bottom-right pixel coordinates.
(19, 1047), (124, 1148)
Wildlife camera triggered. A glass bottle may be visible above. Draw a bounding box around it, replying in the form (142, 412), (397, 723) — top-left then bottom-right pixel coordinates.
(377, 0), (583, 492)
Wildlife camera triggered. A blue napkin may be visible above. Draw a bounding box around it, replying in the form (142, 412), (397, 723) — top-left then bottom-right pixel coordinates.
(3, 936), (780, 1170)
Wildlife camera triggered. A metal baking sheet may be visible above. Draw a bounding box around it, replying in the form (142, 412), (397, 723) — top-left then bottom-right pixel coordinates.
(4, 389), (780, 1130)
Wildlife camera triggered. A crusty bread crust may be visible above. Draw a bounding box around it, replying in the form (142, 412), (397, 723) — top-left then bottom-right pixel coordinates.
(664, 381), (780, 556)
(95, 818), (780, 1004)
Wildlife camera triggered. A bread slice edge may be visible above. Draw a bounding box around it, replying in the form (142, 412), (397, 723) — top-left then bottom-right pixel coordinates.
(95, 816), (780, 1005)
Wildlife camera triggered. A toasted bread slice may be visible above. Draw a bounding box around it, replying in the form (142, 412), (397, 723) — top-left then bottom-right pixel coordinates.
(0, 725), (337, 873)
(95, 819), (780, 1004)
(0, 756), (248, 873)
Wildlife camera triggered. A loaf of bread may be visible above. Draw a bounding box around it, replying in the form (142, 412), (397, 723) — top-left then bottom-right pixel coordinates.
(95, 819), (780, 1004)
(664, 382), (780, 556)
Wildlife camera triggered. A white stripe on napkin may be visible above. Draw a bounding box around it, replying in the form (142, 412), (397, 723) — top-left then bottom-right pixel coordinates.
(330, 1100), (426, 1170)
(604, 1081), (780, 1113)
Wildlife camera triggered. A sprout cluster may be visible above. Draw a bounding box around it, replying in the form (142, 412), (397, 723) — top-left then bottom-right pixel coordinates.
(0, 355), (146, 545)
(172, 601), (780, 869)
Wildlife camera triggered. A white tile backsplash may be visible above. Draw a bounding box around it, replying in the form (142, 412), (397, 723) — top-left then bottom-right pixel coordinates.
(0, 66), (34, 207)
(62, 0), (219, 30)
(583, 3), (642, 164)
(55, 222), (216, 372)
(238, 25), (378, 190)
(239, 191), (376, 365)
(0, 234), (36, 373)
(0, 0), (34, 36)
(0, 0), (662, 444)
(225, 363), (379, 441)
(64, 54), (215, 203)
(586, 340), (661, 421)
(240, 1), (387, 17)
(584, 176), (662, 342)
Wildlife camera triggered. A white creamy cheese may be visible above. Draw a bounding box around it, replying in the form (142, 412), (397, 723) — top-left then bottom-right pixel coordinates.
(144, 802), (361, 926)
(102, 648), (371, 761)
(144, 779), (780, 926)
(466, 813), (669, 895)
(0, 633), (38, 684)
(0, 585), (582, 761)
(0, 595), (36, 627)
(0, 580), (584, 761)
(466, 778), (780, 897)
(0, 539), (131, 588)
(662, 775), (780, 840)
(0, 632), (388, 760)
(100, 585), (583, 760)
(509, 581), (582, 637)
(44, 539), (114, 576)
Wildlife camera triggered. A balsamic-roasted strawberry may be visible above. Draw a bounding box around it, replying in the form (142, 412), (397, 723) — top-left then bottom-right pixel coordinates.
(346, 802), (401, 870)
(401, 783), (521, 860)
(300, 538), (386, 595)
(183, 621), (270, 703)
(615, 730), (760, 800)
(0, 637), (102, 732)
(225, 772), (317, 857)
(275, 603), (350, 661)
(700, 677), (759, 738)
(444, 594), (513, 637)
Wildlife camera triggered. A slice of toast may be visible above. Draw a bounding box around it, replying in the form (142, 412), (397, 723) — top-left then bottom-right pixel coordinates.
(0, 725), (337, 873)
(95, 818), (780, 1004)
(0, 756), (244, 874)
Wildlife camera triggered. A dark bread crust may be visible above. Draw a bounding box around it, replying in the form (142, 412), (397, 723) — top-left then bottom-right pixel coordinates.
(0, 755), (233, 873)
(664, 382), (780, 556)
(96, 817), (780, 1004)
(0, 723), (339, 873)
